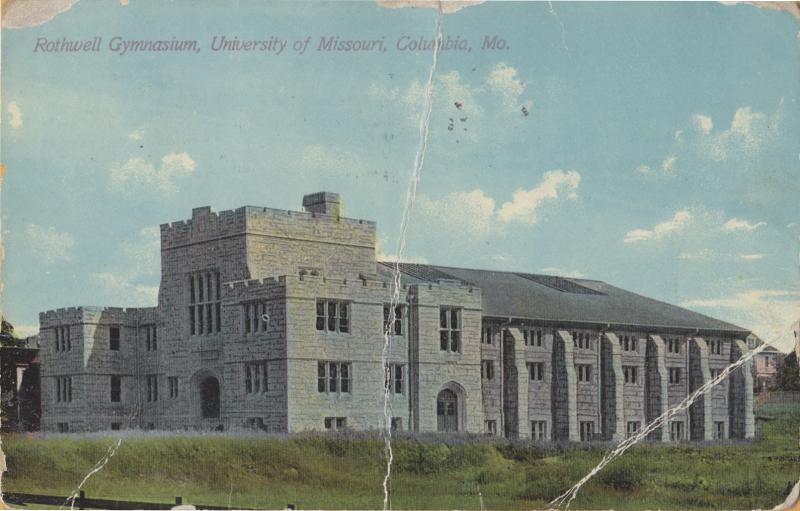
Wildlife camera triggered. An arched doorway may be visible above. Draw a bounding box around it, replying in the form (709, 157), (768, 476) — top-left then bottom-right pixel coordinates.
(200, 376), (220, 419)
(437, 389), (459, 432)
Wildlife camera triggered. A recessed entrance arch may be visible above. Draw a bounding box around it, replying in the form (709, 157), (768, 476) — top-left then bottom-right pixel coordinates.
(436, 382), (466, 433)
(200, 376), (220, 419)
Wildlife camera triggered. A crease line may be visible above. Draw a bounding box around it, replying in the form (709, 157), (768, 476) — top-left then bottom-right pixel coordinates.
(382, 7), (444, 511)
(548, 340), (768, 510)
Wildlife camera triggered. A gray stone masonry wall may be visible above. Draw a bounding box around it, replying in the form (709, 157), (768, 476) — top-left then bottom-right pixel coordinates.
(282, 273), (410, 432)
(645, 335), (670, 441)
(572, 328), (600, 437)
(525, 330), (553, 441)
(552, 330), (578, 441)
(689, 337), (713, 441)
(729, 340), (755, 439)
(508, 328), (529, 439)
(414, 283), (483, 434)
(480, 324), (502, 434)
(600, 333), (625, 442)
(221, 277), (288, 432)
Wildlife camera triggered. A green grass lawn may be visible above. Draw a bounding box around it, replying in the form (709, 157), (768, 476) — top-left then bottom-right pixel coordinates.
(2, 402), (798, 510)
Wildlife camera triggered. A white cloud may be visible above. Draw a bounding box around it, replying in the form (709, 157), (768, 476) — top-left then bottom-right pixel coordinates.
(417, 188), (497, 234)
(681, 289), (800, 351)
(417, 170), (581, 235)
(92, 272), (159, 304)
(300, 144), (379, 179)
(624, 210), (691, 243)
(636, 164), (652, 174)
(486, 62), (532, 112)
(660, 154), (677, 173)
(702, 106), (780, 161)
(90, 226), (161, 306)
(128, 129), (143, 141)
(7, 101), (22, 129)
(110, 151), (195, 195)
(692, 114), (713, 134)
(677, 250), (767, 262)
(25, 224), (75, 263)
(723, 218), (766, 232)
(11, 324), (39, 338)
(375, 235), (428, 263)
(497, 170), (581, 224)
(540, 267), (586, 279)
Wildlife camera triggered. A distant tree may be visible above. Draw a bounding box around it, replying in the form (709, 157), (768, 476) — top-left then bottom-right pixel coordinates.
(0, 318), (25, 348)
(777, 352), (800, 391)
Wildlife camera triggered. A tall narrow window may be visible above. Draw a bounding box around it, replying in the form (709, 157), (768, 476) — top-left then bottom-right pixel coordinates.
(385, 364), (404, 394)
(576, 364), (592, 382)
(109, 326), (120, 351)
(383, 304), (404, 336)
(190, 270), (221, 335)
(527, 362), (544, 381)
(439, 307), (461, 353)
(110, 375), (121, 402)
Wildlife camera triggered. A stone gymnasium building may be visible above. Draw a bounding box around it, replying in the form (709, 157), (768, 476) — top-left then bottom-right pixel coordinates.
(39, 192), (755, 441)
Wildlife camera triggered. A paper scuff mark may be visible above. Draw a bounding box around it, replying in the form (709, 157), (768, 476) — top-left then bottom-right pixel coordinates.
(720, 1), (800, 22)
(1, 0), (79, 28)
(376, 0), (484, 14)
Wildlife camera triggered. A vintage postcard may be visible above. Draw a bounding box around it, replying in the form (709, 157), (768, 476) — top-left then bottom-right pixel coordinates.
(1, 1), (798, 509)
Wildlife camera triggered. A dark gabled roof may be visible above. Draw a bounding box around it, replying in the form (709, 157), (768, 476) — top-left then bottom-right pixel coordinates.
(377, 262), (749, 334)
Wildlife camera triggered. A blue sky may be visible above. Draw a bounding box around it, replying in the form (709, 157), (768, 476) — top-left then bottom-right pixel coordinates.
(1, 1), (798, 350)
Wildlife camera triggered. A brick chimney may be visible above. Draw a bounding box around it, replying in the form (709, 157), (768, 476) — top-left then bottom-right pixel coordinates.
(302, 192), (343, 218)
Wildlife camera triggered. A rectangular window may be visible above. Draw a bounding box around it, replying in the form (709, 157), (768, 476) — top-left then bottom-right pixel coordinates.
(57, 422), (69, 433)
(110, 375), (121, 402)
(383, 304), (405, 336)
(317, 362), (352, 394)
(109, 326), (120, 351)
(56, 377), (73, 403)
(576, 364), (592, 383)
(531, 421), (547, 440)
(574, 332), (592, 350)
(147, 375), (158, 402)
(485, 420), (497, 435)
(668, 338), (682, 354)
(710, 339), (723, 355)
(524, 329), (543, 346)
(710, 368), (722, 379)
(391, 417), (403, 431)
(245, 362), (268, 394)
(670, 421), (684, 441)
(316, 299), (350, 334)
(714, 421), (725, 440)
(190, 271), (222, 335)
(385, 364), (404, 394)
(168, 377), (179, 398)
(622, 335), (638, 352)
(626, 421), (641, 438)
(623, 366), (638, 384)
(482, 327), (493, 345)
(580, 421), (595, 441)
(439, 307), (462, 353)
(527, 362), (544, 381)
(669, 367), (682, 384)
(56, 376), (73, 403)
(324, 417), (347, 430)
(111, 423), (121, 431)
(481, 360), (495, 380)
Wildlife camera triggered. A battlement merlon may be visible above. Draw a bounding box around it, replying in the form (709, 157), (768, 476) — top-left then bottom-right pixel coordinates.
(159, 193), (376, 251)
(39, 306), (157, 328)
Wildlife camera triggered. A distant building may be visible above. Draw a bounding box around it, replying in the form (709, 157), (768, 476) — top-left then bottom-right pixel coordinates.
(752, 345), (783, 393)
(38, 192), (755, 441)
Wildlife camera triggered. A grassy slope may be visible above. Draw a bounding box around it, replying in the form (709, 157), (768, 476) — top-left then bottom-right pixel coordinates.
(3, 402), (798, 510)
